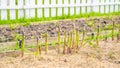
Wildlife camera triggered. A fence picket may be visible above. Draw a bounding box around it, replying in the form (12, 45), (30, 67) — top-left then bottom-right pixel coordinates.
(81, 0), (86, 13)
(18, 0), (24, 19)
(29, 0), (35, 18)
(105, 0), (109, 13)
(87, 0), (91, 13)
(38, 0), (42, 18)
(93, 0), (99, 12)
(70, 0), (75, 15)
(51, 0), (56, 17)
(76, 0), (80, 15)
(100, 0), (105, 13)
(25, 0), (30, 18)
(0, 0), (1, 20)
(115, 0), (118, 12)
(64, 0), (68, 16)
(118, 0), (119, 12)
(110, 0), (114, 12)
(1, 0), (7, 20)
(44, 0), (50, 17)
(58, 0), (62, 16)
(10, 0), (16, 20)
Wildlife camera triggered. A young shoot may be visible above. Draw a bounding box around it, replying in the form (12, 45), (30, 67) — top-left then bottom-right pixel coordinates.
(21, 31), (25, 57)
(112, 21), (115, 41)
(67, 32), (71, 54)
(16, 33), (23, 49)
(70, 32), (73, 48)
(91, 32), (94, 40)
(117, 22), (120, 42)
(75, 29), (79, 53)
(72, 23), (77, 53)
(63, 32), (67, 54)
(36, 37), (41, 57)
(103, 21), (108, 42)
(81, 24), (86, 47)
(44, 33), (48, 54)
(96, 25), (100, 47)
(57, 25), (61, 54)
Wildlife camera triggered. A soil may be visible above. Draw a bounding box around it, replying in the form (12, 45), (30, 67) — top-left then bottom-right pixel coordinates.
(0, 40), (120, 68)
(0, 16), (120, 42)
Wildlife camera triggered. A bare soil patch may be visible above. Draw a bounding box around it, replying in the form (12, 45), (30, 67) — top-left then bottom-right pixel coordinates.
(0, 40), (120, 68)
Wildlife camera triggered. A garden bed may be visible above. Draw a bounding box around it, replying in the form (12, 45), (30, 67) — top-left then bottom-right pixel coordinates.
(0, 16), (120, 42)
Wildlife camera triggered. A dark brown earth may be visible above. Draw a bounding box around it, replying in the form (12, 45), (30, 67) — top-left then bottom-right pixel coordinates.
(0, 16), (120, 42)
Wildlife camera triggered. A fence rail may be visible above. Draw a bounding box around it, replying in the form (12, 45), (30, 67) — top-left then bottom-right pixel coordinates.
(0, 0), (120, 20)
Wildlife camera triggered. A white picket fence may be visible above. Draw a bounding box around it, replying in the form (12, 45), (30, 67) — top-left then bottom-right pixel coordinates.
(0, 0), (120, 20)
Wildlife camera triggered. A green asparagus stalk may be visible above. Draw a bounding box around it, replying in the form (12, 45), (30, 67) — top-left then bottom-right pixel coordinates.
(21, 31), (25, 57)
(36, 37), (41, 57)
(75, 29), (79, 53)
(72, 24), (76, 53)
(91, 32), (94, 40)
(57, 26), (61, 54)
(112, 21), (115, 41)
(96, 25), (100, 47)
(63, 32), (67, 54)
(70, 32), (73, 48)
(117, 23), (120, 42)
(67, 32), (72, 54)
(45, 33), (48, 54)
(81, 25), (85, 47)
